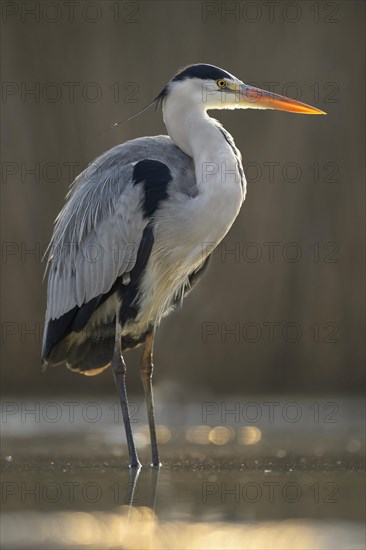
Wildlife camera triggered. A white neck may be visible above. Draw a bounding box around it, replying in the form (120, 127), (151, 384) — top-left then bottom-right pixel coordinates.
(158, 87), (246, 275)
(163, 92), (246, 198)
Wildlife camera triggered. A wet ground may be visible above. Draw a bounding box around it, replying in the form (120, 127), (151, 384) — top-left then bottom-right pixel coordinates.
(1, 397), (365, 549)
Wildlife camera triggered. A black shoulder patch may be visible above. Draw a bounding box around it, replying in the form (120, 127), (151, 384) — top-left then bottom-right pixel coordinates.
(172, 64), (233, 83)
(133, 159), (171, 218)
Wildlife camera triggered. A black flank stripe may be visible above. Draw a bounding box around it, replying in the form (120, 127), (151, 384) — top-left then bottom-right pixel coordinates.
(119, 223), (154, 324)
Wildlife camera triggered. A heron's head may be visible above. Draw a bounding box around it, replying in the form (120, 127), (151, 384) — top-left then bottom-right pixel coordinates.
(158, 63), (325, 115)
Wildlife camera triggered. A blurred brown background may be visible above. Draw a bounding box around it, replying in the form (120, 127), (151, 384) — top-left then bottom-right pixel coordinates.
(1, 0), (364, 396)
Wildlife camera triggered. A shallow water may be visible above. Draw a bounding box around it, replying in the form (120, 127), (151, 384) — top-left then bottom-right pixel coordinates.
(1, 397), (365, 549)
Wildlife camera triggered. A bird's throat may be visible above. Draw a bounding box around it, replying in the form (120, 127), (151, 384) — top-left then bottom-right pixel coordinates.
(164, 102), (244, 195)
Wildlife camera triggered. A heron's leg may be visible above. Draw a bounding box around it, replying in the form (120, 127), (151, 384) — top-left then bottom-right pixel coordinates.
(141, 331), (161, 467)
(125, 466), (141, 509)
(111, 313), (141, 468)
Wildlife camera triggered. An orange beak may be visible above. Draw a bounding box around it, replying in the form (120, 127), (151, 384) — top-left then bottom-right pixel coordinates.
(233, 83), (326, 115)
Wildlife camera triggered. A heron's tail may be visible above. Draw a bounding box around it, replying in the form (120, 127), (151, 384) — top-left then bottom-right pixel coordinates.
(43, 323), (115, 376)
(42, 319), (149, 376)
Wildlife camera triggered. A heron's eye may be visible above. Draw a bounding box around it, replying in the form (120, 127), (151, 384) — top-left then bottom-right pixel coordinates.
(217, 80), (227, 89)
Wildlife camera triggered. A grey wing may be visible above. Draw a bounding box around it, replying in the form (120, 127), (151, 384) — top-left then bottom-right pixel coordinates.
(45, 160), (148, 322)
(44, 133), (196, 323)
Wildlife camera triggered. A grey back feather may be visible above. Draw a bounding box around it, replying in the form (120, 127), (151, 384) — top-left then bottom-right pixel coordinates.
(45, 135), (195, 321)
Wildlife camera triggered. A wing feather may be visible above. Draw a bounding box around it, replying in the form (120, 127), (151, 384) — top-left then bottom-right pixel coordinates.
(44, 135), (196, 324)
(45, 160), (147, 321)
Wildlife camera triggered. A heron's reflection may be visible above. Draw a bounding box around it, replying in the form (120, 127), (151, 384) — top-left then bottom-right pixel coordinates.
(124, 464), (160, 511)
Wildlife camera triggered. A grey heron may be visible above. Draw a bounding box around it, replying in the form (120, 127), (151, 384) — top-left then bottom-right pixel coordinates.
(42, 64), (325, 468)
